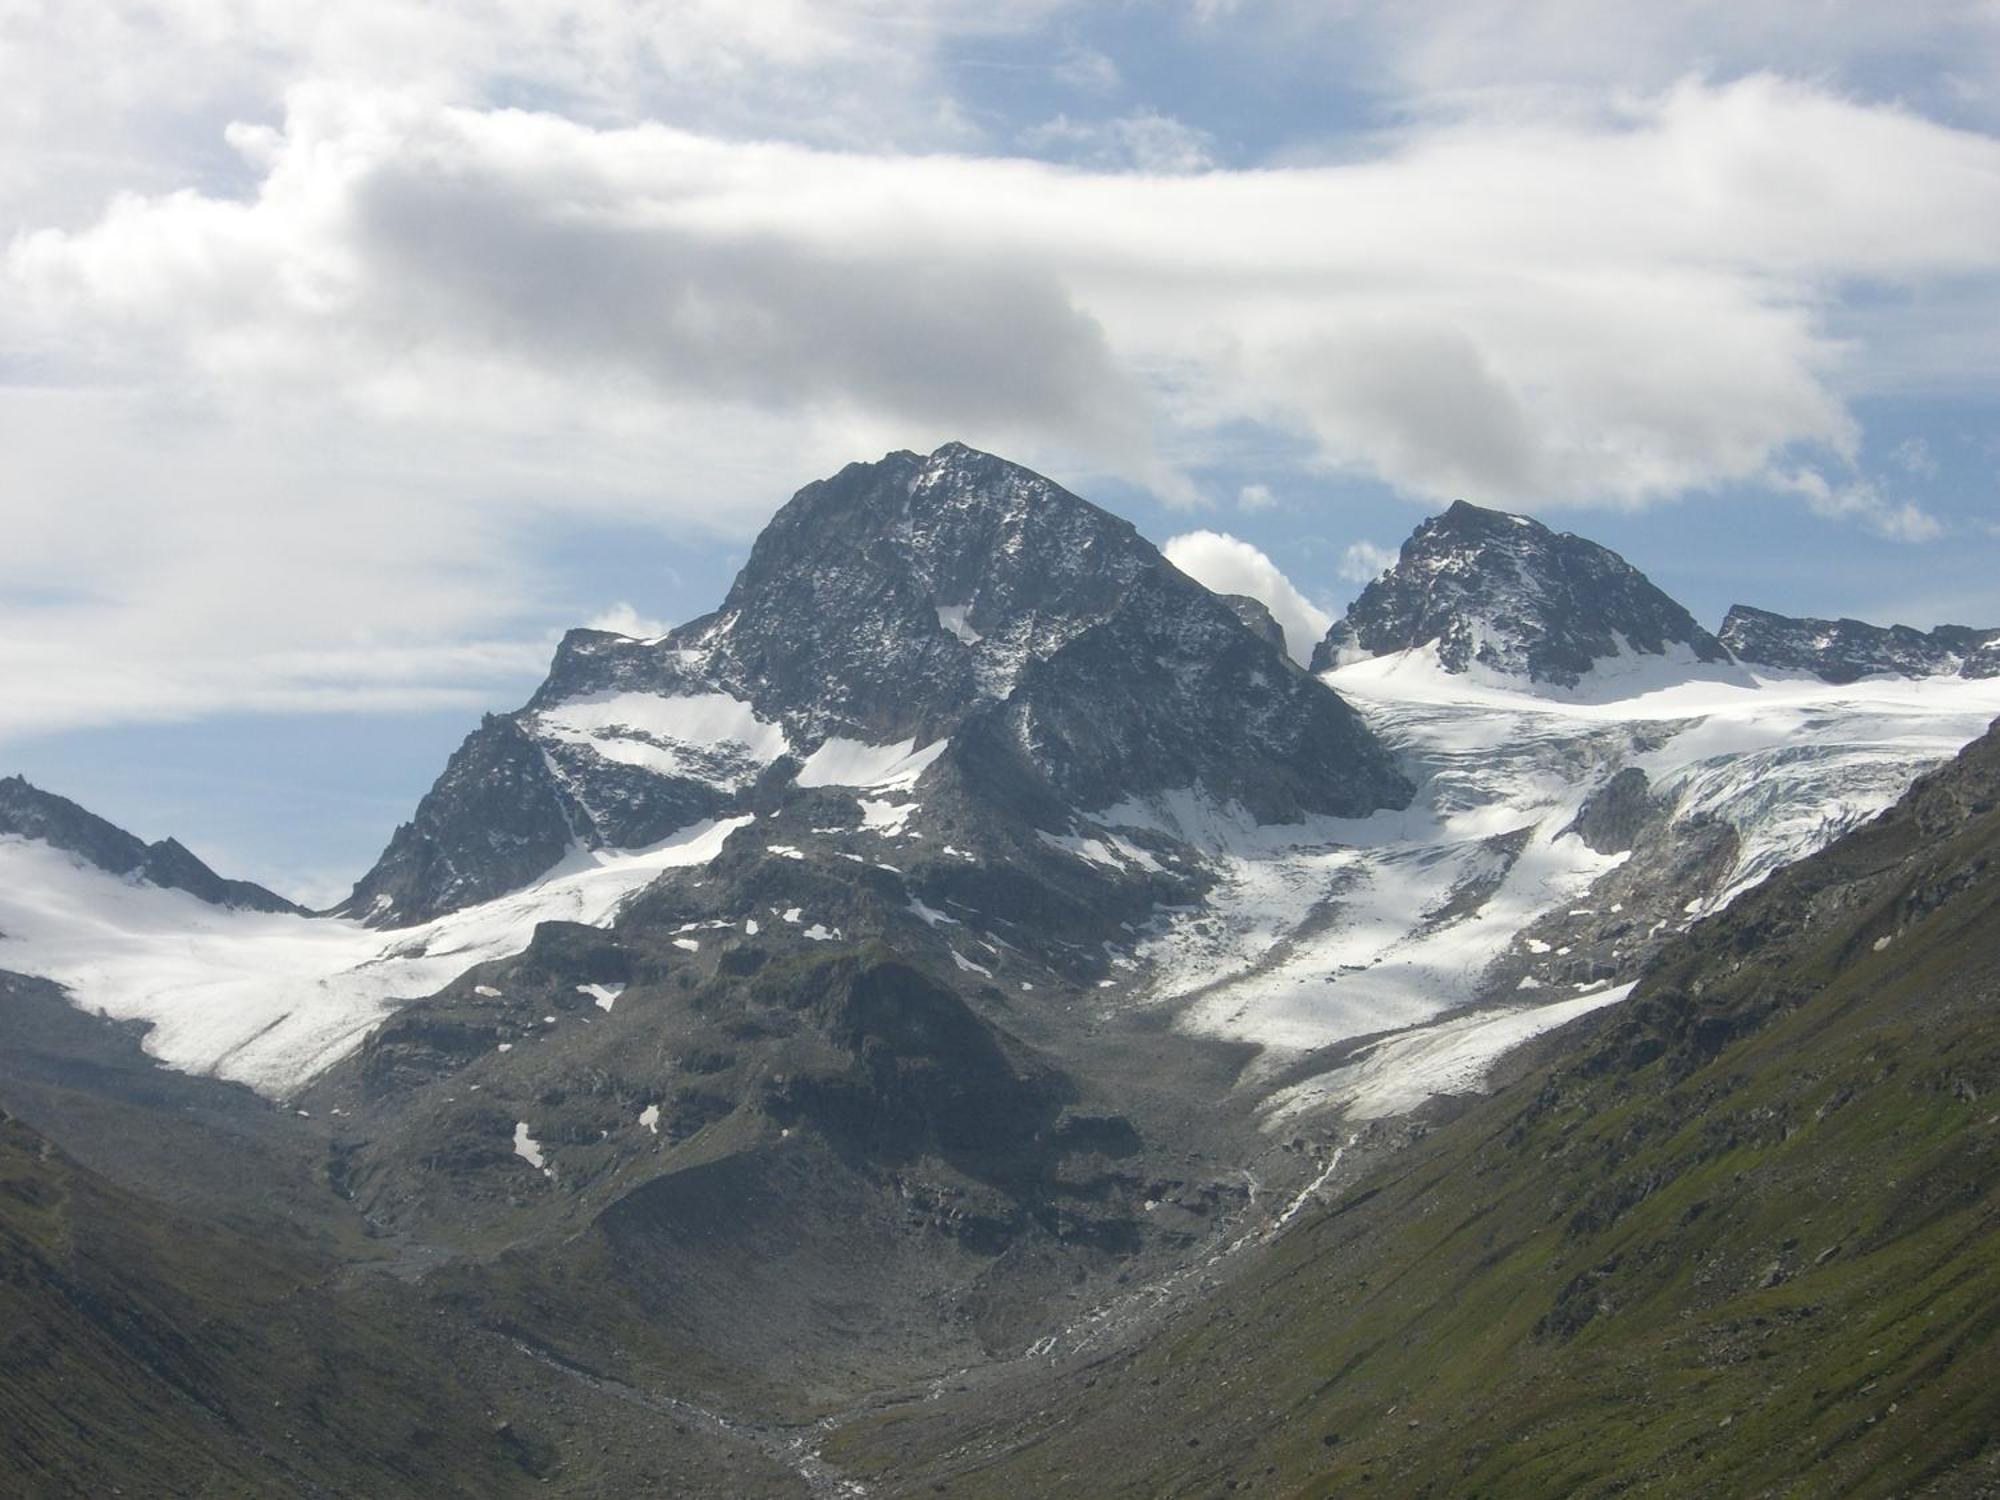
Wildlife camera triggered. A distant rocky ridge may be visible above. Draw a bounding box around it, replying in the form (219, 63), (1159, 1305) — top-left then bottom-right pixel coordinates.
(0, 776), (298, 914)
(1312, 499), (1730, 687)
(342, 443), (1412, 927)
(1719, 603), (2000, 684)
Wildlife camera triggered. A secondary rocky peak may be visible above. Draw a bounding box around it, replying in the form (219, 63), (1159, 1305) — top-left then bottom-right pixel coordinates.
(1312, 500), (1729, 688)
(1719, 604), (2000, 684)
(1219, 594), (1287, 654)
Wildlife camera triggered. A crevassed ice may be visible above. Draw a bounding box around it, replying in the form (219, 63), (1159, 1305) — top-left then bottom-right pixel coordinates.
(1124, 655), (2000, 1096)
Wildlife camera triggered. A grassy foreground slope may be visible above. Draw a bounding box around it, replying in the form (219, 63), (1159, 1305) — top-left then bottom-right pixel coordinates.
(0, 1105), (541, 1498)
(831, 718), (2000, 1498)
(0, 1098), (825, 1499)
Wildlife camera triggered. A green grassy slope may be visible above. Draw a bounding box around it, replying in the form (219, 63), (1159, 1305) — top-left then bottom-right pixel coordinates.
(0, 1106), (545, 1498)
(830, 720), (2000, 1498)
(0, 1104), (825, 1499)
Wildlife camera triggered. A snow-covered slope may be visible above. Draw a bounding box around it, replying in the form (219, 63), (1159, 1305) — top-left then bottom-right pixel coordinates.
(1098, 649), (2000, 1122)
(0, 775), (299, 914)
(0, 818), (748, 1094)
(1262, 982), (1637, 1124)
(14, 648), (1998, 1122)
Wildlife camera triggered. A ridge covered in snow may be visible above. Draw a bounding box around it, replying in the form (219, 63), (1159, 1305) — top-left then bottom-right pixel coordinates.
(0, 775), (300, 915)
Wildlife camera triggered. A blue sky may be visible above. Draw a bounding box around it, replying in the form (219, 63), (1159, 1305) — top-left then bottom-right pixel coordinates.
(3, 1), (1998, 902)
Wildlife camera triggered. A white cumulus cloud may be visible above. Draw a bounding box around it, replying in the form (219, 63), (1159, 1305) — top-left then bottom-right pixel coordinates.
(1162, 530), (1333, 665)
(585, 603), (674, 639)
(18, 74), (2000, 519)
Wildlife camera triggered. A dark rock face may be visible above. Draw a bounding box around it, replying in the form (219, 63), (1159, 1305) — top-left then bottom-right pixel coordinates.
(0, 775), (299, 913)
(1719, 604), (2000, 684)
(334, 716), (587, 923)
(754, 952), (1061, 1170)
(1562, 766), (1660, 856)
(345, 443), (1411, 926)
(1313, 500), (1729, 687)
(1219, 593), (1287, 654)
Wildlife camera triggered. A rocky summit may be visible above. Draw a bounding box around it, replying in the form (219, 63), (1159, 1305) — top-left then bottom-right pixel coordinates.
(1312, 498), (1731, 687)
(341, 443), (1411, 927)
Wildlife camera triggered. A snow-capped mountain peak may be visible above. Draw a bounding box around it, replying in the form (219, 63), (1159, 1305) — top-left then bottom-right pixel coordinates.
(7, 448), (2000, 1139)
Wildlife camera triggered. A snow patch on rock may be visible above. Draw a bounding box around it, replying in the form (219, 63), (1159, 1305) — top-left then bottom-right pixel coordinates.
(535, 691), (789, 788)
(796, 736), (947, 792)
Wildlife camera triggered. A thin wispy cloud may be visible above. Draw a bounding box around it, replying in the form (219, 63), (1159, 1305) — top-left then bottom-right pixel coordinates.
(1021, 109), (1217, 171)
(1338, 541), (1399, 585)
(1770, 467), (1946, 543)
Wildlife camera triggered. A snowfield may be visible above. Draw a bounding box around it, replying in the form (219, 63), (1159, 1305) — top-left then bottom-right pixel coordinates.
(1103, 651), (2000, 1119)
(1260, 983), (1637, 1125)
(0, 816), (751, 1095)
(795, 735), (948, 791)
